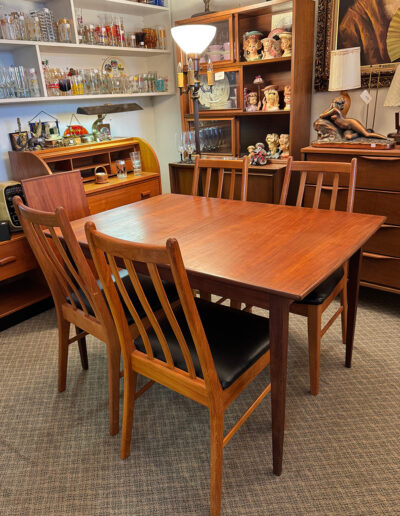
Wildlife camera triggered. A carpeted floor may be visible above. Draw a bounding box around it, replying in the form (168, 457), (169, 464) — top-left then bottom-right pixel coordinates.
(0, 287), (399, 515)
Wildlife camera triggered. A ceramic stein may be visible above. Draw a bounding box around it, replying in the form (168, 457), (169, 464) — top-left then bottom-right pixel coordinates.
(261, 37), (282, 59)
(262, 86), (280, 112)
(243, 32), (263, 61)
(283, 84), (291, 111)
(279, 134), (290, 158)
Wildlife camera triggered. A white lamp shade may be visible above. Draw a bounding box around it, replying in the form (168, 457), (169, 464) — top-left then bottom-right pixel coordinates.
(329, 47), (361, 91)
(171, 24), (216, 55)
(384, 65), (400, 106)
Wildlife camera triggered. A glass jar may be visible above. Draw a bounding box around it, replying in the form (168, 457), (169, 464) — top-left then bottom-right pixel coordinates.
(58, 19), (72, 43)
(27, 15), (41, 41)
(116, 160), (127, 178)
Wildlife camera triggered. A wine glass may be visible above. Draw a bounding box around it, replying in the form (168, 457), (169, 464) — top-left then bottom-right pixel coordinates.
(185, 131), (195, 163)
(175, 133), (185, 163)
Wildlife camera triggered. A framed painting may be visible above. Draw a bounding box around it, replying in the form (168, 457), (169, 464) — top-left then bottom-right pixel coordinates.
(314, 0), (399, 91)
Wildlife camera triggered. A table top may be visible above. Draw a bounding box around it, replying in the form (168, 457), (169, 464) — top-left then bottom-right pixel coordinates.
(70, 194), (385, 301)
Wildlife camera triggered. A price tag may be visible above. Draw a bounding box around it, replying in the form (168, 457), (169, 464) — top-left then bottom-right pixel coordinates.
(215, 71), (225, 81)
(360, 90), (372, 104)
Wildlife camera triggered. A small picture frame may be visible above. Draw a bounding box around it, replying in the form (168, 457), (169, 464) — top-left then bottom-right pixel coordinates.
(9, 131), (29, 151)
(98, 123), (111, 140)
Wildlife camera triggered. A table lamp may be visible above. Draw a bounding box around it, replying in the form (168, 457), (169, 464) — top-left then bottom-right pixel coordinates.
(384, 65), (400, 143)
(329, 47), (361, 117)
(171, 24), (216, 157)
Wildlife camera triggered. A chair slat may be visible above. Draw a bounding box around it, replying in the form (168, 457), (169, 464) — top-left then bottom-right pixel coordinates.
(296, 171), (307, 206)
(313, 172), (323, 209)
(229, 169), (236, 199)
(148, 263), (196, 378)
(205, 167), (212, 197)
(330, 173), (339, 210)
(107, 254), (155, 360)
(217, 168), (224, 198)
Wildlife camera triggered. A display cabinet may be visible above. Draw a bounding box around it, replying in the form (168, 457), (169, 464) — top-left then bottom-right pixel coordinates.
(175, 0), (315, 160)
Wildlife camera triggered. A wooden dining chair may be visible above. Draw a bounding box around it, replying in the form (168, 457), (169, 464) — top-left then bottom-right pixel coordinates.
(281, 157), (358, 395)
(192, 155), (249, 308)
(13, 197), (178, 436)
(21, 170), (90, 221)
(192, 155), (249, 200)
(85, 222), (271, 516)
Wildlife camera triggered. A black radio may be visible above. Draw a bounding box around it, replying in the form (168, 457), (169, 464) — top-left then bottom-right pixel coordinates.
(0, 181), (25, 231)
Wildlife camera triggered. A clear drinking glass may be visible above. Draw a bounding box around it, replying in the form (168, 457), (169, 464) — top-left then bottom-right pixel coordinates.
(176, 133), (185, 162)
(116, 159), (127, 178)
(130, 151), (142, 175)
(185, 131), (195, 163)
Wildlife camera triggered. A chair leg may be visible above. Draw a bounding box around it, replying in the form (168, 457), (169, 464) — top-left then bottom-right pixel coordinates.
(75, 326), (88, 370)
(340, 285), (348, 345)
(121, 368), (137, 458)
(209, 408), (224, 516)
(58, 317), (70, 392)
(307, 306), (322, 396)
(107, 336), (122, 436)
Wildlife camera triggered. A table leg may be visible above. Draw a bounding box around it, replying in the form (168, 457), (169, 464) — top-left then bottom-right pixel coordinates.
(345, 248), (362, 368)
(269, 294), (291, 476)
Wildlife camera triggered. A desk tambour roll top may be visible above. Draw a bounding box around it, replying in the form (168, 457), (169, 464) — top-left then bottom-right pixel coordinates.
(302, 146), (400, 294)
(8, 137), (161, 214)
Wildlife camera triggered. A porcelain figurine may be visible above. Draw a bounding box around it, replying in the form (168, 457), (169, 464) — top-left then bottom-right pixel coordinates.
(249, 142), (268, 165)
(260, 37), (282, 59)
(262, 86), (280, 112)
(283, 84), (291, 111)
(243, 32), (263, 62)
(266, 133), (280, 158)
(279, 134), (290, 158)
(246, 91), (261, 112)
(279, 32), (292, 57)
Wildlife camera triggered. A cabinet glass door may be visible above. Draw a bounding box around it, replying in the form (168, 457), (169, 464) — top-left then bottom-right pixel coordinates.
(197, 69), (239, 111)
(187, 118), (235, 155)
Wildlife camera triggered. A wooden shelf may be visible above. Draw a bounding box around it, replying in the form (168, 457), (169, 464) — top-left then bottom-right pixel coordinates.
(84, 171), (159, 194)
(0, 91), (173, 105)
(75, 0), (169, 15)
(237, 110), (291, 116)
(0, 270), (49, 318)
(240, 57), (291, 66)
(0, 39), (170, 56)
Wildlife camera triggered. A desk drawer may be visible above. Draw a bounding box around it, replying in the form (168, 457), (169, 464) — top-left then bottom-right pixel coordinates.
(361, 252), (400, 290)
(0, 237), (37, 281)
(304, 152), (400, 191)
(87, 178), (160, 214)
(364, 224), (400, 258)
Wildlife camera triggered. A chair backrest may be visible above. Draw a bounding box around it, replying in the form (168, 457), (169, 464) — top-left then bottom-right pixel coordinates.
(280, 157), (357, 213)
(192, 155), (249, 201)
(21, 170), (90, 221)
(13, 196), (111, 328)
(85, 222), (221, 396)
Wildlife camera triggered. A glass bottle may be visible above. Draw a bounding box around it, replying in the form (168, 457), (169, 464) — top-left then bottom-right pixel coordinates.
(58, 19), (72, 43)
(27, 68), (40, 97)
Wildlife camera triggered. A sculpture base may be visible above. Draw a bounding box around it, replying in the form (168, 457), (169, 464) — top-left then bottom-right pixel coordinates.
(312, 138), (395, 150)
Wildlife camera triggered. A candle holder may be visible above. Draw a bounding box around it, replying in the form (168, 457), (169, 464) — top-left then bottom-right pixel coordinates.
(177, 56), (214, 157)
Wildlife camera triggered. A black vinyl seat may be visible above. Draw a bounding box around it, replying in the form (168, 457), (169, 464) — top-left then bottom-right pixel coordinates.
(135, 298), (270, 389)
(70, 269), (179, 322)
(296, 267), (344, 306)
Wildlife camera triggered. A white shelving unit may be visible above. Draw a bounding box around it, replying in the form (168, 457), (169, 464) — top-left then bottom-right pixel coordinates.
(0, 0), (175, 104)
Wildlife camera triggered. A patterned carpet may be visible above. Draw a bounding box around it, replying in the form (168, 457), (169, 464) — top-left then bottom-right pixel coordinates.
(0, 287), (399, 515)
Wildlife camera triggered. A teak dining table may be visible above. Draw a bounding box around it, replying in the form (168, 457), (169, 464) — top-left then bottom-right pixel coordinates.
(68, 193), (385, 476)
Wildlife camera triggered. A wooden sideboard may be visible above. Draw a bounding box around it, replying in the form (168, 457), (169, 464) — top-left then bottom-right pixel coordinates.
(1, 138), (161, 328)
(302, 146), (400, 294)
(169, 161), (286, 204)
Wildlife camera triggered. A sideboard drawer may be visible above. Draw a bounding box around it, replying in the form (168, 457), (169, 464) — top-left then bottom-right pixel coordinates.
(304, 152), (400, 191)
(0, 236), (37, 281)
(354, 189), (400, 225)
(364, 224), (400, 258)
(87, 177), (161, 214)
(361, 252), (400, 290)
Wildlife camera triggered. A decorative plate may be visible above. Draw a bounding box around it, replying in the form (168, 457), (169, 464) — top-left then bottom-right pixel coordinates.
(198, 73), (230, 109)
(102, 56), (126, 76)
